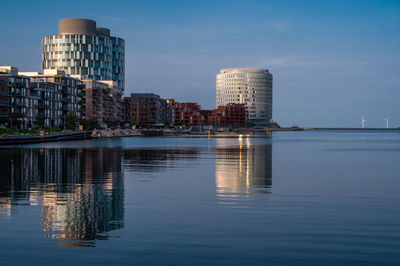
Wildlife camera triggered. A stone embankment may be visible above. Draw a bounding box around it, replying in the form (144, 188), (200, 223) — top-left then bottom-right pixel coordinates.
(91, 128), (142, 138)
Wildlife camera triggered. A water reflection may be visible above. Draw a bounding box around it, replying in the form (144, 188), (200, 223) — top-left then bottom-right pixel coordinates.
(123, 148), (200, 172)
(0, 148), (124, 247)
(215, 138), (272, 204)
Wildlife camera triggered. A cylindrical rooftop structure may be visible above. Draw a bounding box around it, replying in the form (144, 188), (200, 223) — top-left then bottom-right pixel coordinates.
(96, 27), (110, 36)
(43, 18), (125, 89)
(59, 18), (97, 34)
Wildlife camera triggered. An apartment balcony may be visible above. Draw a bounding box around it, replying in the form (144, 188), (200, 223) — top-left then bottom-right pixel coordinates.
(15, 102), (25, 107)
(93, 101), (101, 106)
(36, 113), (48, 118)
(62, 89), (72, 95)
(62, 106), (72, 111)
(30, 93), (41, 99)
(78, 91), (85, 97)
(93, 94), (101, 98)
(0, 112), (9, 118)
(103, 96), (113, 101)
(13, 91), (24, 97)
(78, 100), (86, 105)
(12, 110), (25, 117)
(38, 103), (49, 109)
(63, 98), (72, 103)
(0, 102), (10, 107)
(0, 92), (10, 97)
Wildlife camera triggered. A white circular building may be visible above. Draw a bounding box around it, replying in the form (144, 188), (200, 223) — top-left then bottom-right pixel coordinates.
(216, 68), (273, 125)
(42, 18), (125, 89)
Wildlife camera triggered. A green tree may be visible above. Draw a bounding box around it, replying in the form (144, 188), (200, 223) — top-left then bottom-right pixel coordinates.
(65, 113), (79, 130)
(83, 118), (99, 130)
(35, 114), (45, 129)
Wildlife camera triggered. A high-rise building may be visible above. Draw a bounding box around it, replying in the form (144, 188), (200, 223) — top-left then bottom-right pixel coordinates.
(42, 18), (125, 89)
(216, 68), (272, 126)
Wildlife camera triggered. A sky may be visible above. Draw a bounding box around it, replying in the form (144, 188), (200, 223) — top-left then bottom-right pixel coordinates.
(1, 0), (399, 127)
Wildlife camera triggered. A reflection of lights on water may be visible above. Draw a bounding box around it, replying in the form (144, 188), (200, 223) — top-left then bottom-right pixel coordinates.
(0, 198), (11, 217)
(215, 138), (272, 206)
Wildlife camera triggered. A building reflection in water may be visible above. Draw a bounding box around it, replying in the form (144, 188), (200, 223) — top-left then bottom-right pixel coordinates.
(122, 148), (200, 172)
(0, 148), (124, 247)
(215, 137), (272, 204)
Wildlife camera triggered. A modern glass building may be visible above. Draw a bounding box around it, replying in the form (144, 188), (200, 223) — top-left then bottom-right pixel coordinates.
(216, 68), (273, 126)
(42, 18), (125, 89)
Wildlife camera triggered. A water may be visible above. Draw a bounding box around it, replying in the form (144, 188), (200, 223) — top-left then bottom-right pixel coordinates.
(0, 131), (399, 265)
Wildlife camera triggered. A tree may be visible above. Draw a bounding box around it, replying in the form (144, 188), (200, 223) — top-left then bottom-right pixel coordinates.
(83, 118), (99, 130)
(65, 113), (79, 130)
(35, 114), (45, 129)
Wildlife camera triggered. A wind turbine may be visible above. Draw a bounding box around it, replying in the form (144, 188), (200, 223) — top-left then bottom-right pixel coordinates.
(384, 117), (390, 129)
(361, 116), (366, 128)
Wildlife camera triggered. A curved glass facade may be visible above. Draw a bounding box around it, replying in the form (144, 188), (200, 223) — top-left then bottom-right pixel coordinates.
(42, 19), (125, 89)
(216, 68), (273, 125)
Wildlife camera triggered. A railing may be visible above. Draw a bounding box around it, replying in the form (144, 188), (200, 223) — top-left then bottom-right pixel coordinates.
(0, 112), (9, 118)
(13, 91), (24, 97)
(38, 104), (49, 109)
(30, 94), (41, 99)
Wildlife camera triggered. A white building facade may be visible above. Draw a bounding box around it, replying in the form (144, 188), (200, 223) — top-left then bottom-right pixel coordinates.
(216, 68), (273, 125)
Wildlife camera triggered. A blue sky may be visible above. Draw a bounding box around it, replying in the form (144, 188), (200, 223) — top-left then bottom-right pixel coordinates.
(1, 0), (399, 127)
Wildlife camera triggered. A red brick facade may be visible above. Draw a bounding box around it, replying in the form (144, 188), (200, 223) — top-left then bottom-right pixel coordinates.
(166, 99), (206, 127)
(207, 103), (247, 126)
(166, 100), (247, 127)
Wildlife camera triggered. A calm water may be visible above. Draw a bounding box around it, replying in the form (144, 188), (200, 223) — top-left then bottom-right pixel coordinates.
(0, 131), (399, 265)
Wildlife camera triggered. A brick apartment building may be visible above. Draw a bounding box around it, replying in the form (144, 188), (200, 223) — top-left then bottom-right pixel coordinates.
(166, 99), (206, 127)
(207, 103), (247, 126)
(20, 69), (84, 122)
(0, 67), (34, 128)
(123, 93), (171, 127)
(82, 80), (123, 124)
(1, 67), (85, 129)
